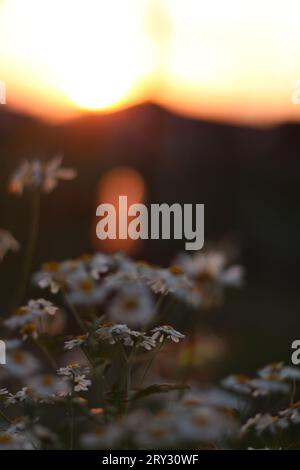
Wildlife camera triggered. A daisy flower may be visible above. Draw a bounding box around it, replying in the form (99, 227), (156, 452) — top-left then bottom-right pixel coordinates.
(67, 274), (107, 306)
(64, 334), (89, 351)
(5, 299), (58, 330)
(141, 265), (202, 307)
(221, 374), (254, 395)
(20, 323), (39, 340)
(172, 403), (238, 444)
(241, 407), (300, 436)
(8, 155), (76, 195)
(175, 250), (244, 307)
(248, 378), (290, 397)
(0, 229), (19, 261)
(182, 387), (245, 412)
(106, 283), (154, 328)
(6, 350), (40, 378)
(5, 299), (61, 339)
(5, 387), (30, 406)
(0, 433), (34, 450)
(74, 375), (91, 392)
(26, 374), (70, 398)
(241, 413), (277, 436)
(57, 364), (91, 394)
(33, 261), (63, 294)
(258, 362), (300, 381)
(80, 425), (123, 450)
(222, 371), (291, 397)
(95, 323), (140, 347)
(151, 325), (185, 343)
(89, 253), (113, 280)
(57, 363), (89, 378)
(139, 335), (157, 351)
(175, 251), (243, 286)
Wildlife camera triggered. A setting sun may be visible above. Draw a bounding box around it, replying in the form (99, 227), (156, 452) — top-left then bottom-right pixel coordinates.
(56, 0), (154, 110)
(2, 0), (300, 123)
(0, 0), (154, 114)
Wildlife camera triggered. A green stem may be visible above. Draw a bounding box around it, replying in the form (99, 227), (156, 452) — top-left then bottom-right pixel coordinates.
(290, 379), (297, 406)
(33, 337), (57, 370)
(139, 341), (164, 388)
(153, 294), (165, 319)
(63, 293), (87, 333)
(81, 345), (106, 405)
(0, 407), (12, 424)
(14, 189), (40, 307)
(69, 395), (75, 450)
(117, 342), (131, 412)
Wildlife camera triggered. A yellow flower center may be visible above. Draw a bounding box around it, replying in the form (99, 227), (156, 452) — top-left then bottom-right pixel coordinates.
(123, 297), (138, 310)
(79, 279), (95, 292)
(0, 434), (13, 444)
(43, 261), (59, 272)
(11, 350), (24, 363)
(15, 306), (28, 316)
(41, 375), (54, 386)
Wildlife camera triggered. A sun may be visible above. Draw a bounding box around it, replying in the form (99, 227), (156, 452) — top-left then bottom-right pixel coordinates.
(1, 0), (154, 111)
(56, 0), (153, 110)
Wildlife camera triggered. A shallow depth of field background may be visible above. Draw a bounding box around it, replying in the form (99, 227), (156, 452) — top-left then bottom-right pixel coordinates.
(1, 0), (300, 377)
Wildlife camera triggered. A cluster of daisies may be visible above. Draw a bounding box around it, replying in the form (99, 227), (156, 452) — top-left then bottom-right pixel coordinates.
(1, 156), (298, 450)
(2, 357), (300, 449)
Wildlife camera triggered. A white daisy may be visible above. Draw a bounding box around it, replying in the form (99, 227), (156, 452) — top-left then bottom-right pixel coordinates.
(8, 155), (76, 195)
(96, 324), (140, 347)
(27, 374), (70, 398)
(141, 265), (201, 307)
(258, 362), (300, 381)
(221, 374), (253, 394)
(6, 350), (40, 378)
(106, 283), (154, 327)
(182, 387), (245, 412)
(0, 433), (34, 450)
(241, 413), (277, 435)
(89, 253), (112, 279)
(222, 373), (291, 397)
(5, 298), (58, 330)
(5, 387), (30, 405)
(248, 378), (290, 397)
(175, 250), (244, 307)
(64, 334), (88, 351)
(57, 364), (91, 394)
(139, 336), (157, 351)
(67, 270), (108, 306)
(20, 322), (39, 340)
(74, 375), (91, 392)
(80, 425), (123, 449)
(0, 229), (19, 261)
(151, 325), (185, 343)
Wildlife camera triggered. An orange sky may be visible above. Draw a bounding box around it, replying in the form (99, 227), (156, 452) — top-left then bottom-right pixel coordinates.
(1, 0), (300, 124)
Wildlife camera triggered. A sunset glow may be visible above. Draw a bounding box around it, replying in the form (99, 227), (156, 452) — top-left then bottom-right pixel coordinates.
(0, 0), (154, 116)
(1, 0), (300, 123)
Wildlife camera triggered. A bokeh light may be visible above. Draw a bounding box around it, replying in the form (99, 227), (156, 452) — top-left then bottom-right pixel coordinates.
(94, 167), (146, 254)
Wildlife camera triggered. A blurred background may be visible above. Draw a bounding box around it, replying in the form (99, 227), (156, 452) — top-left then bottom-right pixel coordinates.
(1, 0), (300, 376)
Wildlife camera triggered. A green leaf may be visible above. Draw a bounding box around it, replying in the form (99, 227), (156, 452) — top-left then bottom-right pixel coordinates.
(131, 383), (189, 401)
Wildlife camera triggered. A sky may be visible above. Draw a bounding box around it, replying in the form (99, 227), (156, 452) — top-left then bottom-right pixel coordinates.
(1, 0), (300, 124)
